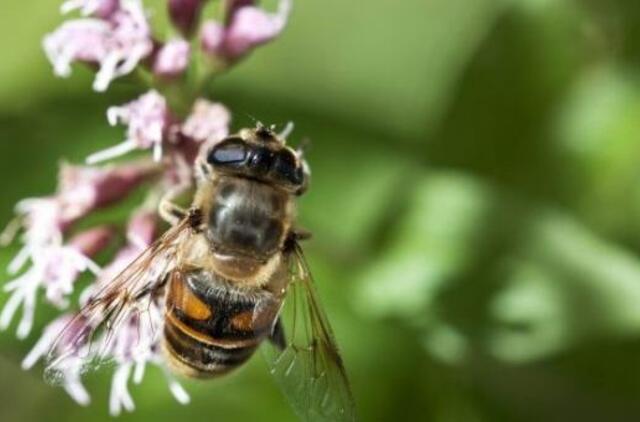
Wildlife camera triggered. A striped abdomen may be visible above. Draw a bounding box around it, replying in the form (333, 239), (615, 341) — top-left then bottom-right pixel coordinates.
(163, 270), (280, 378)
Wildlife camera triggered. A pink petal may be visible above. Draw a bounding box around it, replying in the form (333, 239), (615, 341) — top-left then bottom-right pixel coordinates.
(126, 210), (157, 248)
(181, 99), (231, 144)
(43, 0), (152, 92)
(69, 226), (115, 257)
(153, 39), (191, 78)
(201, 21), (225, 55)
(89, 90), (170, 163)
(224, 0), (292, 58)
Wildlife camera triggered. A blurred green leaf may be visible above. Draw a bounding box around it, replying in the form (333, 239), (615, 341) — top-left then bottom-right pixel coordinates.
(490, 210), (640, 362)
(554, 64), (640, 240)
(217, 0), (508, 140)
(355, 171), (494, 319)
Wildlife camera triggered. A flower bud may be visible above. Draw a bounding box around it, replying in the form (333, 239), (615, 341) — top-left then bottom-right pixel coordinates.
(224, 0), (291, 58)
(153, 39), (191, 79)
(59, 162), (158, 220)
(201, 21), (225, 55)
(224, 0), (255, 22)
(126, 210), (158, 248)
(93, 0), (119, 19)
(169, 0), (206, 37)
(200, 0), (291, 62)
(69, 226), (115, 257)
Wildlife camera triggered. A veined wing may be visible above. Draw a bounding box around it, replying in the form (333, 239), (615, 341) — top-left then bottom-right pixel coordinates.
(44, 218), (192, 384)
(263, 242), (356, 421)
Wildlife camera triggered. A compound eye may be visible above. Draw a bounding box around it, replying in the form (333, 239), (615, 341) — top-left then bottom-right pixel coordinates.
(273, 151), (303, 185)
(292, 165), (304, 185)
(207, 139), (247, 165)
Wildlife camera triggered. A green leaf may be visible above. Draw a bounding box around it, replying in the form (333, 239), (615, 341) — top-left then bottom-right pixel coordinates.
(217, 0), (508, 140)
(355, 171), (494, 319)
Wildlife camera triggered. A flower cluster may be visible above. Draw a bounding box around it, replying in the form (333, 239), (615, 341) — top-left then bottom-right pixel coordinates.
(201, 0), (292, 64)
(4, 0), (292, 415)
(44, 0), (292, 90)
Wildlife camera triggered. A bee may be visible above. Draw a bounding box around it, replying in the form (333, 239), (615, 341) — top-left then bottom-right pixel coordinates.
(45, 124), (355, 421)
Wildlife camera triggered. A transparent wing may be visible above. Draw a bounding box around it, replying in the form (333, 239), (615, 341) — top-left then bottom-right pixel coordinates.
(263, 242), (356, 422)
(44, 219), (191, 385)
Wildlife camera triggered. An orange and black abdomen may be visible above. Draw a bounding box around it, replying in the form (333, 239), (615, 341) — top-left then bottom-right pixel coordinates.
(163, 270), (280, 378)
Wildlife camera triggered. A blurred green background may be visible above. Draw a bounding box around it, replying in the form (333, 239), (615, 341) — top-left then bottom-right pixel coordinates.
(3, 0), (640, 421)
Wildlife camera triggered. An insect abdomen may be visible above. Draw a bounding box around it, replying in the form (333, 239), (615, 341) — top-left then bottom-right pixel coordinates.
(163, 270), (279, 378)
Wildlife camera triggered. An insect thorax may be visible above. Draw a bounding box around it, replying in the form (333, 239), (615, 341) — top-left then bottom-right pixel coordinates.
(205, 175), (293, 258)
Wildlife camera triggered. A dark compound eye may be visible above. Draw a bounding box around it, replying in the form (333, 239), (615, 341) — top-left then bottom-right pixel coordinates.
(248, 147), (275, 174)
(292, 165), (304, 185)
(207, 140), (247, 165)
(273, 151), (303, 185)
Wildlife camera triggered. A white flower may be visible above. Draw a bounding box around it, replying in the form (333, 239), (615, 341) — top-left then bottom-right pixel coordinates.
(0, 162), (149, 339)
(80, 211), (188, 416)
(9, 199), (66, 271)
(0, 225), (113, 338)
(61, 0), (119, 18)
(106, 304), (189, 416)
(22, 314), (91, 406)
(43, 0), (153, 92)
(181, 99), (231, 145)
(20, 209), (189, 413)
(87, 90), (170, 164)
(0, 162), (154, 338)
(3, 161), (152, 279)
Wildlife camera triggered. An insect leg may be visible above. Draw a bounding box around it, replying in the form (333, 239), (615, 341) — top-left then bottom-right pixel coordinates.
(159, 199), (186, 225)
(158, 180), (192, 225)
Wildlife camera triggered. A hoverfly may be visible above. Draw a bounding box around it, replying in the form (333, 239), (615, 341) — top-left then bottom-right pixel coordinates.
(45, 124), (355, 421)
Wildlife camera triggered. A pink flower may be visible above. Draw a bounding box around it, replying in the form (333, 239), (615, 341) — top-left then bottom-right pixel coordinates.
(0, 227), (113, 339)
(58, 162), (158, 218)
(71, 211), (188, 415)
(12, 160), (148, 253)
(0, 161), (154, 338)
(6, 196), (87, 279)
(24, 294), (188, 416)
(68, 226), (116, 258)
(22, 314), (92, 406)
(200, 23), (224, 56)
(201, 0), (292, 62)
(44, 227), (114, 306)
(0, 246), (88, 339)
(106, 307), (189, 416)
(83, 210), (153, 301)
(61, 0), (120, 18)
(81, 209), (157, 303)
(8, 0), (292, 415)
(168, 0), (206, 37)
(43, 0), (153, 92)
(87, 91), (170, 163)
(10, 199), (67, 265)
(181, 99), (231, 145)
(153, 39), (191, 79)
(126, 209), (157, 249)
